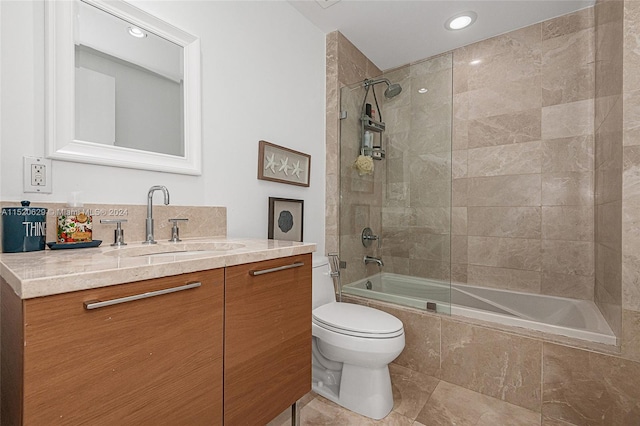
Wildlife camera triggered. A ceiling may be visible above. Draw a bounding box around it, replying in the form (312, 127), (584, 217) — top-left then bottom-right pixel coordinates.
(287, 0), (596, 71)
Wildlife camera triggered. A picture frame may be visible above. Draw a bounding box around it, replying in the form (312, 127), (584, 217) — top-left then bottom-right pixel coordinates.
(258, 140), (311, 187)
(268, 197), (304, 242)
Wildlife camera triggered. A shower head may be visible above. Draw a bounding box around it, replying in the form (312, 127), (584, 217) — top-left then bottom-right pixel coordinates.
(364, 78), (403, 99)
(384, 83), (402, 98)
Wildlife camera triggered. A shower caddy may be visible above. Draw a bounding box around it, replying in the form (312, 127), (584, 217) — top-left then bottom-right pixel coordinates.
(360, 81), (386, 160)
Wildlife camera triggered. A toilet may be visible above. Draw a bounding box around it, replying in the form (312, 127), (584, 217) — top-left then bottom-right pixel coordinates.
(311, 257), (405, 420)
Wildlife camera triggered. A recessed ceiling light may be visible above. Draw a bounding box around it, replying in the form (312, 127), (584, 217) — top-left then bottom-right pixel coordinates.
(128, 27), (147, 38)
(418, 88), (429, 94)
(445, 11), (477, 31)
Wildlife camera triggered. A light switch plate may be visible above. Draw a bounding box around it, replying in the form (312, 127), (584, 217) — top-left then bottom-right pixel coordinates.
(23, 156), (52, 193)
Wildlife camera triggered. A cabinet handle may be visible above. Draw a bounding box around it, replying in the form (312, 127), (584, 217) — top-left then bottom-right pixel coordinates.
(248, 262), (305, 276)
(83, 282), (201, 310)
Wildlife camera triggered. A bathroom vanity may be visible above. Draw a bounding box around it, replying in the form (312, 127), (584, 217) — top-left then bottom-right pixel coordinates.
(0, 239), (314, 425)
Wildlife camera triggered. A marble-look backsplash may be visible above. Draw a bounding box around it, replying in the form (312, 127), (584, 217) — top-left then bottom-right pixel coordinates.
(0, 202), (226, 246)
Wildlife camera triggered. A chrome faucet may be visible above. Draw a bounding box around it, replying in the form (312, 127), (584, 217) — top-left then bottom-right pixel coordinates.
(143, 185), (170, 244)
(364, 255), (384, 267)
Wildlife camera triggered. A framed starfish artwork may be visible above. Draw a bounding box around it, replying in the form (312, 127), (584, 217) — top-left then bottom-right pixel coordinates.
(258, 140), (311, 187)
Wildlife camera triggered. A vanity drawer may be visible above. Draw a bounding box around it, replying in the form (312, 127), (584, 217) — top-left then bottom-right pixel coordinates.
(2, 269), (224, 426)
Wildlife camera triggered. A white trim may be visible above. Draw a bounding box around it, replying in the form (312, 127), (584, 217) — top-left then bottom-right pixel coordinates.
(44, 0), (202, 175)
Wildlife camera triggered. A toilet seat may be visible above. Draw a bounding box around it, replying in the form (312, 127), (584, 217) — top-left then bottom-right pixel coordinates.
(312, 302), (404, 339)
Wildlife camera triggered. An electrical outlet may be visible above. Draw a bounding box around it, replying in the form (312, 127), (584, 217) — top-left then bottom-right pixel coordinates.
(32, 164), (45, 186)
(23, 156), (52, 193)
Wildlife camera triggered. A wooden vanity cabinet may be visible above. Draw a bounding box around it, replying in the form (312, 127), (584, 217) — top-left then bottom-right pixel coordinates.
(1, 269), (224, 426)
(224, 253), (312, 425)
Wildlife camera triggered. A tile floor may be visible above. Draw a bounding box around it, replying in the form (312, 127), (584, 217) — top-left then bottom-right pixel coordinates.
(268, 363), (542, 425)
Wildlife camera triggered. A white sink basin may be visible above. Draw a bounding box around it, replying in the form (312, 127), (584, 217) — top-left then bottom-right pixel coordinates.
(103, 242), (245, 258)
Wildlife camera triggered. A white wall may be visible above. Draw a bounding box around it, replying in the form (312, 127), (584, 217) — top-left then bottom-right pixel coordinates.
(0, 1), (326, 254)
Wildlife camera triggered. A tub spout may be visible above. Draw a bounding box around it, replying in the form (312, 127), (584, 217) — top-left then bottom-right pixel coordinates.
(364, 255), (384, 267)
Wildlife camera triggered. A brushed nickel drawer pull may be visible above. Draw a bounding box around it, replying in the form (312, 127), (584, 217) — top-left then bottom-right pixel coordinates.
(84, 282), (201, 310)
(249, 262), (305, 276)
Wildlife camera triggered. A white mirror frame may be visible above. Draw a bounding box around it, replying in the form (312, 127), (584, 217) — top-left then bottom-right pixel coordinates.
(45, 0), (202, 175)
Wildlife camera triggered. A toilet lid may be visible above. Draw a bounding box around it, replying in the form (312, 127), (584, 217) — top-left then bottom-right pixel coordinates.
(312, 303), (404, 338)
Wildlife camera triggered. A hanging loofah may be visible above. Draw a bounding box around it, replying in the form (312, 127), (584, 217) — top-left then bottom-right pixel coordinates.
(353, 155), (374, 176)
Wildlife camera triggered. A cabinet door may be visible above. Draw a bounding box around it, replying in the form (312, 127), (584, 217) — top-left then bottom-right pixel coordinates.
(21, 269), (224, 426)
(224, 254), (312, 425)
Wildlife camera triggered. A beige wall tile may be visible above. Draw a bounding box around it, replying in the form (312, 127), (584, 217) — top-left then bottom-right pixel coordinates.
(596, 243), (623, 299)
(542, 7), (594, 40)
(468, 109), (542, 149)
(623, 144), (640, 207)
(368, 302), (441, 376)
(623, 90), (640, 146)
(463, 30), (541, 93)
(468, 76), (542, 120)
(467, 141), (541, 177)
(411, 233), (450, 262)
(452, 149), (468, 179)
(452, 263), (468, 283)
(595, 167), (623, 206)
(542, 27), (594, 107)
(416, 381), (541, 426)
(467, 265), (542, 293)
(542, 172), (594, 206)
(542, 342), (640, 425)
(336, 32), (381, 86)
(541, 99), (594, 139)
(542, 240), (594, 276)
(541, 272), (595, 300)
(409, 259), (451, 281)
(623, 141), (640, 312)
(622, 251), (640, 311)
(457, 24), (540, 63)
(468, 207), (541, 239)
(451, 236), (468, 265)
(468, 236), (542, 271)
(452, 207), (468, 236)
(541, 135), (594, 173)
(595, 277), (622, 337)
(468, 175), (541, 207)
(622, 309), (640, 363)
(413, 207), (450, 233)
(625, 1), (640, 93)
(452, 178), (468, 207)
(596, 201), (622, 250)
(439, 319), (543, 411)
(542, 206), (594, 241)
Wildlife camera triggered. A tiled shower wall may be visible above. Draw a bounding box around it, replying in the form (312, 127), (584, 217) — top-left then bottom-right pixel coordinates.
(451, 9), (597, 300)
(325, 32), (382, 285)
(380, 55), (453, 283)
(595, 0), (624, 339)
(622, 0), (640, 362)
(331, 9), (602, 301)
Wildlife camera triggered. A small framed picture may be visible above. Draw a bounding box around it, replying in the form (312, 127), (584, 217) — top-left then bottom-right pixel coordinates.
(268, 197), (304, 242)
(258, 140), (311, 187)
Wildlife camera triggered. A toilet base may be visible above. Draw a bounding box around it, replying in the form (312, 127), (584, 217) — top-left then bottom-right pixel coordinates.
(312, 363), (394, 420)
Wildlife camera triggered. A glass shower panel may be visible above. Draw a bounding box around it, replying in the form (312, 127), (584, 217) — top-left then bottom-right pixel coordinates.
(339, 53), (453, 314)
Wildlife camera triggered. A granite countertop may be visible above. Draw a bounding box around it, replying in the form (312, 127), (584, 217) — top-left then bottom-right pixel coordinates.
(0, 238), (316, 299)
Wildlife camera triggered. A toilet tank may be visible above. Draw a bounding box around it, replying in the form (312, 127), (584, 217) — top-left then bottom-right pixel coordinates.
(312, 257), (337, 309)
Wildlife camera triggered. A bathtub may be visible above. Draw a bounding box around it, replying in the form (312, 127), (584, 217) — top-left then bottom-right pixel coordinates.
(343, 273), (616, 346)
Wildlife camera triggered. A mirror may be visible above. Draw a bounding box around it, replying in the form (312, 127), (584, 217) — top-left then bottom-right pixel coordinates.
(45, 0), (202, 175)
